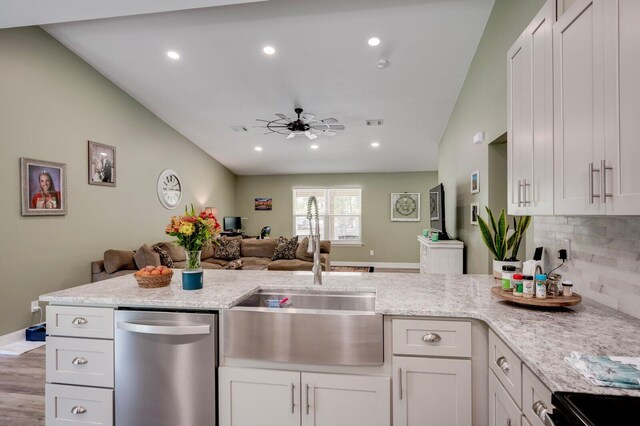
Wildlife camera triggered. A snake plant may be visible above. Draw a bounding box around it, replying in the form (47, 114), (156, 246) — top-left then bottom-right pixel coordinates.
(477, 207), (531, 261)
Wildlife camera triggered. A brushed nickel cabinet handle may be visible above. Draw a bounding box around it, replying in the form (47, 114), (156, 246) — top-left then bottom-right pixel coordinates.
(533, 400), (556, 426)
(507, 418), (512, 426)
(305, 384), (310, 415)
(291, 383), (295, 414)
(496, 356), (511, 373)
(71, 406), (87, 415)
(589, 162), (601, 204)
(601, 159), (613, 203)
(422, 333), (441, 343)
(517, 180), (523, 207)
(72, 317), (88, 325)
(72, 357), (88, 365)
(523, 179), (531, 205)
(398, 368), (403, 400)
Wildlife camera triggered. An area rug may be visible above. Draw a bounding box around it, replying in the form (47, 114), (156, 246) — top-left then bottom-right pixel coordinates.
(0, 341), (45, 356)
(330, 266), (374, 273)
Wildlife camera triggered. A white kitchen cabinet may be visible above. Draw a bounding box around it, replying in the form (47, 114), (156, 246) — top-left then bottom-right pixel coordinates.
(393, 356), (472, 426)
(417, 237), (463, 274)
(554, 0), (640, 215)
(508, 0), (555, 216)
(219, 367), (390, 426)
(489, 371), (522, 426)
(302, 372), (390, 426)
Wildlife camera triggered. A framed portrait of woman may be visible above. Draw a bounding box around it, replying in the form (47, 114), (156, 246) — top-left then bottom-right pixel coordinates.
(20, 158), (67, 216)
(88, 140), (116, 186)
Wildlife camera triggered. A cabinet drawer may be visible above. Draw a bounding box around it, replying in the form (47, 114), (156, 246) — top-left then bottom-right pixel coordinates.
(392, 319), (471, 357)
(45, 383), (113, 425)
(47, 306), (114, 339)
(523, 365), (553, 426)
(489, 371), (522, 426)
(489, 330), (523, 408)
(47, 337), (114, 388)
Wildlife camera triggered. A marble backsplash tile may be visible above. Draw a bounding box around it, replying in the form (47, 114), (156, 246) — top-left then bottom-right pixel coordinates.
(534, 216), (640, 319)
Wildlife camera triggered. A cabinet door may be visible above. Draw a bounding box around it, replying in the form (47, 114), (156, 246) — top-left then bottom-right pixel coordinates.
(393, 356), (471, 426)
(507, 30), (531, 216)
(527, 0), (555, 215)
(489, 371), (522, 426)
(301, 372), (390, 426)
(603, 0), (640, 214)
(553, 0), (606, 215)
(219, 367), (301, 426)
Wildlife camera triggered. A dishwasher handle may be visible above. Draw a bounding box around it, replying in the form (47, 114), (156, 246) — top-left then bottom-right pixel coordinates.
(117, 321), (211, 336)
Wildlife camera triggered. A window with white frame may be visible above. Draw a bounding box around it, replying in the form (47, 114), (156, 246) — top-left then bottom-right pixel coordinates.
(293, 188), (362, 244)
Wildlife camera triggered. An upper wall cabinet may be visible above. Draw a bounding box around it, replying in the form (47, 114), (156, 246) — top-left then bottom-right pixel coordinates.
(508, 0), (555, 216)
(554, 0), (640, 215)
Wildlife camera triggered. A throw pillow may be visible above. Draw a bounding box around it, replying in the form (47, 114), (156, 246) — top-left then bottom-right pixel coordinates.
(134, 244), (161, 269)
(201, 242), (216, 260)
(272, 236), (299, 260)
(295, 237), (314, 262)
(226, 259), (244, 270)
(155, 241), (186, 262)
(152, 244), (174, 268)
(214, 239), (241, 261)
(103, 250), (136, 274)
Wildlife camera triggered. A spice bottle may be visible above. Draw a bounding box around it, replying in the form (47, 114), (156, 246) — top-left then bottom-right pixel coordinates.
(512, 273), (524, 297)
(535, 274), (547, 299)
(562, 280), (574, 297)
(502, 265), (517, 291)
(523, 275), (535, 298)
(547, 273), (561, 298)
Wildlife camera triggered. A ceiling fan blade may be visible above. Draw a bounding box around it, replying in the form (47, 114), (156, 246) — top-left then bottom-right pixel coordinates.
(286, 132), (296, 139)
(276, 113), (291, 121)
(321, 118), (339, 124)
(302, 113), (316, 121)
(305, 131), (318, 140)
(256, 119), (274, 123)
(324, 131), (337, 136)
(327, 125), (345, 130)
(311, 125), (329, 130)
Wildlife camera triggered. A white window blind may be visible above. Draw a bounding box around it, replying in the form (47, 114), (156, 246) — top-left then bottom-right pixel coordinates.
(293, 188), (362, 243)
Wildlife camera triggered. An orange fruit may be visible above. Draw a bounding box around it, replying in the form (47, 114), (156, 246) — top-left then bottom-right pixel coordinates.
(161, 268), (172, 276)
(145, 266), (155, 272)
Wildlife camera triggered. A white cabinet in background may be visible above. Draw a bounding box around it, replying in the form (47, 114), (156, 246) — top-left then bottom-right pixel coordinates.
(507, 0), (555, 216)
(219, 367), (390, 426)
(417, 237), (463, 274)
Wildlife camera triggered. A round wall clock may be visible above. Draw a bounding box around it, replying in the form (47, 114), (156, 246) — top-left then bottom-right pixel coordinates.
(157, 169), (182, 209)
(395, 194), (417, 216)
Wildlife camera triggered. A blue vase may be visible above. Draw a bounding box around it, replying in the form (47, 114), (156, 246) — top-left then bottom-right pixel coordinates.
(182, 250), (203, 290)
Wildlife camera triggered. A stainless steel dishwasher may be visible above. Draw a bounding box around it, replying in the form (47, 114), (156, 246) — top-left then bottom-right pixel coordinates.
(115, 310), (217, 426)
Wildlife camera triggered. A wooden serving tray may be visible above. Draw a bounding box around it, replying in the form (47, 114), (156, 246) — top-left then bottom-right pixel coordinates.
(491, 286), (582, 307)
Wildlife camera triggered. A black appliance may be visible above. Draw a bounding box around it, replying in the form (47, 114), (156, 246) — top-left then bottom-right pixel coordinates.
(223, 216), (242, 232)
(550, 392), (640, 426)
(429, 183), (449, 240)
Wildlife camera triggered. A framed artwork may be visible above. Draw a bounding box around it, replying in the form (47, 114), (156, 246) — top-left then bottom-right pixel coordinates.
(88, 140), (116, 186)
(429, 190), (439, 221)
(21, 158), (67, 216)
(470, 202), (480, 225)
(470, 170), (480, 194)
(391, 192), (420, 222)
(255, 197), (272, 211)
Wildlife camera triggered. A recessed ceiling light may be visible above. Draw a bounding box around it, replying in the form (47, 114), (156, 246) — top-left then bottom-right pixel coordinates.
(254, 146), (263, 152)
(371, 142), (380, 148)
(263, 46), (276, 55)
(167, 51), (180, 60)
(310, 144), (319, 150)
(368, 37), (381, 47)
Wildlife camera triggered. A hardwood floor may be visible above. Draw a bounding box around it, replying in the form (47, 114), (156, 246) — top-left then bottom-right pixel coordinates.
(0, 346), (45, 425)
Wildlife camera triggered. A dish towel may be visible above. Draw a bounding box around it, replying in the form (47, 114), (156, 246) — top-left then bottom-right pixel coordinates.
(565, 352), (640, 389)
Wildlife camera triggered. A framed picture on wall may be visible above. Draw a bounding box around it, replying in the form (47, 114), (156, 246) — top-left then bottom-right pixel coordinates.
(470, 202), (480, 225)
(391, 192), (420, 221)
(88, 140), (116, 186)
(20, 158), (67, 216)
(255, 197), (272, 211)
(470, 170), (480, 194)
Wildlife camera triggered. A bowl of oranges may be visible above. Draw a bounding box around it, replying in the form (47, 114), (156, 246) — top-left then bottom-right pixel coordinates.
(134, 265), (173, 288)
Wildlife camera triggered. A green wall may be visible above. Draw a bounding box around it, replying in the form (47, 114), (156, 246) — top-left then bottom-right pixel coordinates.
(235, 172), (438, 263)
(0, 27), (236, 336)
(437, 0), (544, 273)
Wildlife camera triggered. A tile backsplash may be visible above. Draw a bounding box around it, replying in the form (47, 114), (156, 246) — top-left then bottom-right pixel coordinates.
(534, 216), (640, 319)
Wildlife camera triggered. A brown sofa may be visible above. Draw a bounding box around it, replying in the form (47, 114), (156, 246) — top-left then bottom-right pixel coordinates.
(91, 237), (331, 282)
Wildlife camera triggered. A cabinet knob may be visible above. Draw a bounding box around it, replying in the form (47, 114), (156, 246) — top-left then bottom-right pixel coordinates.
(422, 333), (441, 343)
(71, 406), (87, 415)
(533, 401), (556, 426)
(72, 317), (88, 325)
(496, 356), (511, 373)
(72, 356), (88, 365)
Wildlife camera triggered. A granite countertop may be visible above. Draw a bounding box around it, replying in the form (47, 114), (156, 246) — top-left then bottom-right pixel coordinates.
(40, 270), (640, 397)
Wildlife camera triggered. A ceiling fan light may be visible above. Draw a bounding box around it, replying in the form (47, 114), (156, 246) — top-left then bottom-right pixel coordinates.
(368, 37), (381, 47)
(263, 46), (276, 55)
(310, 144), (319, 150)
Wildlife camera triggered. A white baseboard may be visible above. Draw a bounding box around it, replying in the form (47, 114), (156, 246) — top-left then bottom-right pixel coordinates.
(0, 322), (45, 347)
(332, 261), (420, 269)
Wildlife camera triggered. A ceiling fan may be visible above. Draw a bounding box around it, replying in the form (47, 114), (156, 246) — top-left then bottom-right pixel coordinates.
(255, 108), (345, 140)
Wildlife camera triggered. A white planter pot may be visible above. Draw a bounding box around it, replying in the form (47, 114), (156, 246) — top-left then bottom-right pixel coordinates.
(492, 260), (523, 279)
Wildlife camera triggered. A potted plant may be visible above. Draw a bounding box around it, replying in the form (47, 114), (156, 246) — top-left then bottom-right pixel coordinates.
(477, 207), (531, 278)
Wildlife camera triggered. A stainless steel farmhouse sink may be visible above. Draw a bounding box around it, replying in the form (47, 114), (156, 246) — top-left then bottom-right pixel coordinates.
(223, 289), (383, 366)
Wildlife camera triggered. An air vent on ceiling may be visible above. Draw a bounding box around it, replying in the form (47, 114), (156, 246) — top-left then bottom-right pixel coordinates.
(366, 119), (384, 126)
(231, 126), (249, 132)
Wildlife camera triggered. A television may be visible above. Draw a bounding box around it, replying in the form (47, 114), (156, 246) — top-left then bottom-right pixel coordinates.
(223, 216), (242, 232)
(429, 184), (449, 240)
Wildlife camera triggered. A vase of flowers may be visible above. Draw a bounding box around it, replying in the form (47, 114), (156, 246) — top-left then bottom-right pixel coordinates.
(165, 205), (221, 290)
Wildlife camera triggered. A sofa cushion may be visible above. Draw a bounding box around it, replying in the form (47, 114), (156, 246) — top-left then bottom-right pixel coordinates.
(241, 238), (277, 258)
(222, 235), (243, 241)
(268, 259), (328, 271)
(201, 242), (216, 260)
(103, 250), (136, 274)
(173, 261), (223, 269)
(295, 237), (314, 261)
(204, 258), (230, 267)
(271, 236), (298, 260)
(239, 257), (272, 270)
(92, 269), (135, 283)
(152, 245), (174, 268)
(215, 239), (241, 261)
(134, 244), (161, 269)
(156, 241), (186, 262)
